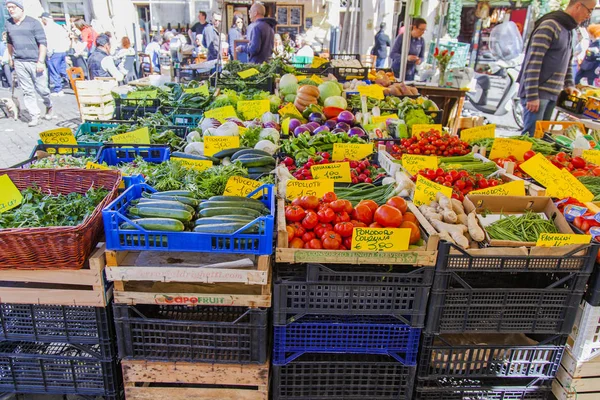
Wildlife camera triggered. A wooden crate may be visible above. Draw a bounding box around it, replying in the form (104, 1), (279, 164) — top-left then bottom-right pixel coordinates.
(79, 92), (113, 104)
(276, 197), (439, 265)
(105, 251), (271, 307)
(122, 359), (269, 400)
(553, 350), (600, 400)
(0, 243), (110, 307)
(76, 78), (118, 95)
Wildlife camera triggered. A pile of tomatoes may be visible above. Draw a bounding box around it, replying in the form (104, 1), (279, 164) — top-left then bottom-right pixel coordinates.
(495, 151), (600, 179)
(390, 130), (471, 157)
(413, 168), (503, 201)
(285, 192), (421, 250)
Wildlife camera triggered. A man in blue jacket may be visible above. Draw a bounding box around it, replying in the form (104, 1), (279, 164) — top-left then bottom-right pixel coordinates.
(371, 22), (391, 68)
(236, 3), (276, 64)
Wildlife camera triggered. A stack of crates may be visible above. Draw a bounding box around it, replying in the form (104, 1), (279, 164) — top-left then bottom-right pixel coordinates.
(75, 78), (118, 121)
(416, 241), (598, 400)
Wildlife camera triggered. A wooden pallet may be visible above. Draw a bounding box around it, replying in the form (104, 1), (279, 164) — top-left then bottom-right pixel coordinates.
(553, 349), (600, 400)
(0, 243), (111, 307)
(105, 250), (271, 307)
(122, 359), (269, 400)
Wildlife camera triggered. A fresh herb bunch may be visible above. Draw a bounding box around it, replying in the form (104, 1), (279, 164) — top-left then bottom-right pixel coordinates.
(31, 155), (96, 169)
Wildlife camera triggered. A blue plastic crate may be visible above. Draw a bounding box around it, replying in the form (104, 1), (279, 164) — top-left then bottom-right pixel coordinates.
(273, 315), (421, 366)
(96, 144), (170, 165)
(103, 183), (275, 254)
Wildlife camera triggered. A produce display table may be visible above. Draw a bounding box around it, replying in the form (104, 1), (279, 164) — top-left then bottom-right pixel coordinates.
(553, 106), (600, 131)
(415, 85), (468, 134)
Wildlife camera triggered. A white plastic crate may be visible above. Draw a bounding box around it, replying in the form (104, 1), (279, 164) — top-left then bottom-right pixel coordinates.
(567, 301), (600, 362)
(377, 148), (400, 177)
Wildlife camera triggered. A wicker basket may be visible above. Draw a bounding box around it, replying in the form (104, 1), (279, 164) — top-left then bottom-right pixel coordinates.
(0, 169), (121, 270)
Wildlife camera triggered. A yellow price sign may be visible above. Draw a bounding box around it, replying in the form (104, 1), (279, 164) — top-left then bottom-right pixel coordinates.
(372, 114), (399, 124)
(412, 124), (442, 137)
(536, 233), (591, 247)
(311, 56), (328, 68)
(582, 149), (600, 166)
(278, 103), (303, 120)
(39, 128), (77, 154)
(127, 89), (157, 99)
(545, 169), (594, 202)
(310, 74), (324, 84)
(519, 153), (562, 188)
(460, 124), (496, 143)
(204, 136), (240, 157)
(310, 162), (352, 182)
(237, 99), (270, 121)
(488, 137), (532, 161)
(351, 227), (411, 252)
(85, 161), (110, 170)
(183, 85), (209, 95)
(237, 68), (260, 79)
(111, 127), (151, 144)
(204, 106), (237, 122)
(332, 143), (374, 161)
(0, 174), (23, 214)
(357, 85), (385, 100)
(172, 157), (213, 171)
(282, 117), (291, 135)
(223, 176), (263, 199)
(413, 175), (453, 206)
(286, 179), (334, 200)
(470, 180), (526, 196)
(401, 154), (438, 176)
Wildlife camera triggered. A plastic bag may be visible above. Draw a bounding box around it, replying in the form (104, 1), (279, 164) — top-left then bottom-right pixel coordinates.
(489, 21), (523, 61)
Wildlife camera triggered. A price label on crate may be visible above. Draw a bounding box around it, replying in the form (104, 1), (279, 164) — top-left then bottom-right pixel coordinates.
(204, 136), (240, 157)
(332, 143), (374, 161)
(412, 124), (442, 138)
(39, 128), (77, 154)
(413, 175), (452, 206)
(237, 68), (260, 79)
(310, 162), (352, 182)
(351, 227), (411, 252)
(172, 157), (213, 171)
(401, 154), (438, 176)
(85, 161), (110, 170)
(278, 103), (303, 120)
(519, 153), (563, 188)
(0, 174), (22, 214)
(127, 89), (157, 99)
(545, 169), (594, 203)
(371, 114), (399, 125)
(311, 56), (328, 68)
(310, 74), (324, 84)
(111, 127), (151, 144)
(488, 137), (532, 161)
(237, 99), (270, 121)
(582, 149), (600, 166)
(357, 85), (384, 100)
(460, 124), (496, 143)
(223, 176), (262, 199)
(286, 179), (334, 200)
(470, 180), (526, 196)
(183, 85), (209, 95)
(536, 233), (591, 247)
(204, 105), (237, 122)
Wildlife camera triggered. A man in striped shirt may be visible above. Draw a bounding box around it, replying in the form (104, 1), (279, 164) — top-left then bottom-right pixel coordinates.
(518, 0), (596, 136)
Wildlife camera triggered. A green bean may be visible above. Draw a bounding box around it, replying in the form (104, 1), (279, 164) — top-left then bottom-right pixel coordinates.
(486, 211), (558, 242)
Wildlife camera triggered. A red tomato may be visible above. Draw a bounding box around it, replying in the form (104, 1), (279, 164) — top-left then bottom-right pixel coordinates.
(285, 205), (306, 222)
(334, 211), (351, 224)
(351, 220), (367, 228)
(334, 222), (354, 238)
(302, 211), (319, 230)
(289, 238), (304, 248)
(321, 231), (342, 250)
(299, 195), (319, 210)
(374, 205), (404, 228)
(341, 199), (353, 213)
(302, 232), (316, 243)
(400, 221), (421, 245)
(291, 197), (303, 207)
(352, 204), (373, 225)
(322, 192), (337, 203)
(317, 207), (336, 223)
(329, 200), (347, 212)
(358, 200), (379, 213)
(343, 236), (353, 249)
(370, 222), (383, 228)
(307, 239), (323, 249)
(523, 150), (536, 161)
(573, 217), (583, 229)
(386, 197), (408, 214)
(286, 225), (295, 242)
(582, 220), (591, 232)
(572, 157), (587, 169)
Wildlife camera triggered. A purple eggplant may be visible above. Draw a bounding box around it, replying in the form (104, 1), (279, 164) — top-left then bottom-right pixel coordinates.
(324, 119), (337, 130)
(336, 122), (351, 132)
(308, 112), (326, 124)
(331, 128), (346, 134)
(348, 127), (366, 137)
(314, 125), (330, 134)
(288, 118), (302, 133)
(294, 125), (311, 136)
(337, 110), (355, 125)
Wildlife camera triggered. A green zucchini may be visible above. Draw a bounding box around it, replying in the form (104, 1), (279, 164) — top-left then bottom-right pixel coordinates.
(247, 167), (273, 174)
(198, 207), (263, 218)
(130, 206), (193, 222)
(238, 156), (276, 168)
(209, 195), (264, 204)
(193, 223), (259, 234)
(136, 199), (195, 214)
(120, 218), (185, 232)
(198, 200), (268, 213)
(213, 147), (250, 159)
(155, 190), (195, 198)
(170, 152), (219, 163)
(194, 216), (256, 226)
(148, 194), (199, 207)
(231, 149), (272, 160)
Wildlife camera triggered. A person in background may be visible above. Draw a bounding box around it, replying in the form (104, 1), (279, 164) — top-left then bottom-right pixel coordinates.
(236, 3), (277, 64)
(144, 34), (162, 72)
(188, 11), (208, 44)
(69, 30), (89, 78)
(162, 31), (174, 52)
(114, 36), (134, 73)
(192, 35), (204, 60)
(73, 19), (97, 54)
(273, 33), (284, 56)
(518, 0), (596, 136)
(0, 32), (13, 88)
(295, 35), (314, 58)
(87, 34), (123, 81)
(104, 31), (118, 55)
(5, 0), (53, 126)
(202, 13), (221, 61)
(228, 16), (245, 59)
(576, 24), (600, 85)
(40, 12), (69, 96)
(390, 17), (426, 80)
(372, 22), (391, 68)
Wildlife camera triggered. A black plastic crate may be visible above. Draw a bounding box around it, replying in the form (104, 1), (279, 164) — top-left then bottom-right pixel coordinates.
(114, 98), (161, 120)
(331, 65), (369, 81)
(113, 304), (268, 363)
(272, 353), (416, 400)
(415, 377), (552, 400)
(585, 262), (600, 306)
(330, 54), (361, 61)
(418, 333), (567, 380)
(437, 242), (597, 274)
(273, 263), (434, 327)
(0, 341), (121, 398)
(210, 74), (274, 92)
(557, 90), (585, 114)
(426, 270), (588, 334)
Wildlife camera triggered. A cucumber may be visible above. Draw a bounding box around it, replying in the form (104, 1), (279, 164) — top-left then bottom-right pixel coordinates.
(231, 149), (272, 160)
(130, 206), (193, 222)
(120, 218), (185, 232)
(155, 190), (195, 198)
(208, 195), (265, 205)
(194, 216), (256, 226)
(193, 223), (259, 234)
(148, 194), (199, 207)
(213, 147), (250, 159)
(170, 152), (219, 164)
(238, 156), (275, 168)
(198, 200), (268, 213)
(247, 167), (273, 174)
(198, 207), (263, 218)
(136, 199), (195, 214)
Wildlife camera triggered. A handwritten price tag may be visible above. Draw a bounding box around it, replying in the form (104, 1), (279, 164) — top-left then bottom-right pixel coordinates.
(237, 99), (270, 121)
(172, 157), (212, 171)
(582, 149), (600, 166)
(372, 114), (399, 125)
(223, 176), (262, 199)
(310, 74), (324, 84)
(311, 56), (328, 68)
(536, 233), (591, 247)
(402, 154), (438, 176)
(204, 136), (240, 157)
(0, 174), (22, 214)
(412, 124), (442, 137)
(357, 85), (385, 100)
(286, 179), (334, 200)
(111, 127), (151, 144)
(460, 124), (496, 143)
(519, 153), (562, 188)
(204, 106), (237, 122)
(545, 169), (594, 202)
(183, 85), (209, 95)
(488, 137), (532, 161)
(332, 143), (374, 161)
(39, 128), (77, 154)
(278, 103), (304, 120)
(470, 180), (525, 196)
(282, 118), (291, 135)
(237, 68), (260, 79)
(310, 162), (352, 182)
(351, 227), (411, 252)
(85, 161), (110, 170)
(413, 175), (453, 206)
